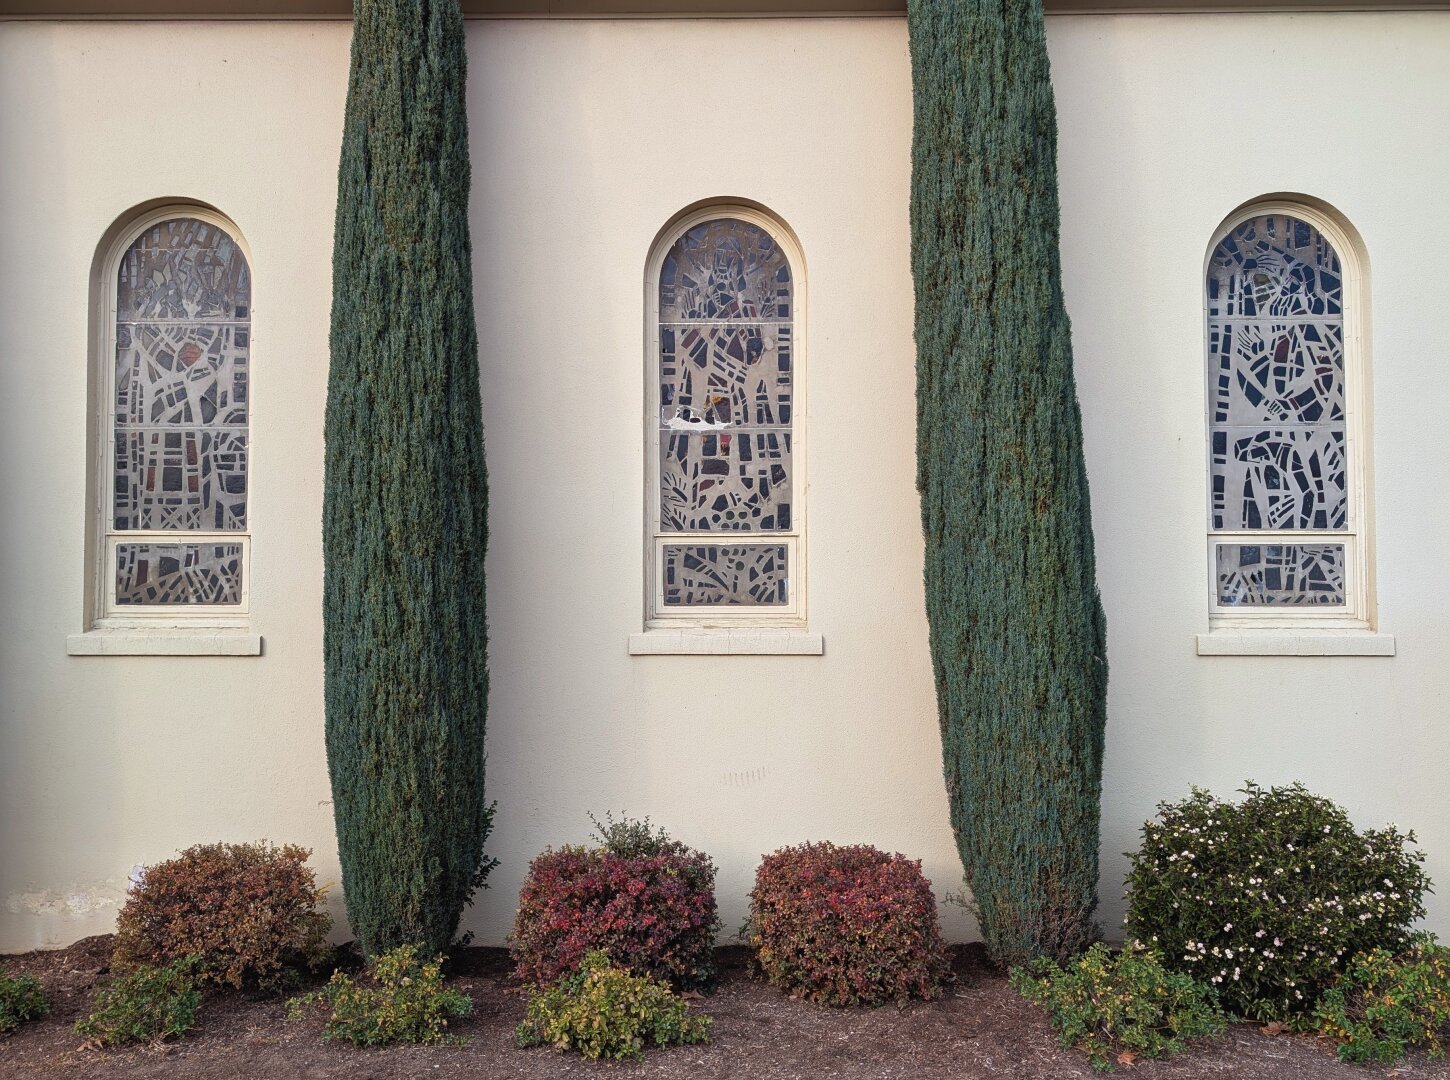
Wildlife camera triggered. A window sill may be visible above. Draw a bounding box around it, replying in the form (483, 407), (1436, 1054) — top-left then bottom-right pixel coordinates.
(628, 628), (823, 656)
(1195, 629), (1395, 657)
(67, 630), (263, 656)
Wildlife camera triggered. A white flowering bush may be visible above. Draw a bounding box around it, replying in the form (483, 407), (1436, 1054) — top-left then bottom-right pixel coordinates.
(1124, 782), (1429, 1021)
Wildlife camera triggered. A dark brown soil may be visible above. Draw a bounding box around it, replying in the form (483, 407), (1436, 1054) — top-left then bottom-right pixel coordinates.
(2, 937), (1446, 1078)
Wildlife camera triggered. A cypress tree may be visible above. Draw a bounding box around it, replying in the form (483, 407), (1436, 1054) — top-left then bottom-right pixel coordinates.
(323, 0), (493, 957)
(907, 0), (1108, 966)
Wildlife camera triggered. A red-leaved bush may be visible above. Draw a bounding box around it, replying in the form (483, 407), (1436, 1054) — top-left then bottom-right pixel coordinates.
(113, 841), (332, 991)
(512, 843), (719, 989)
(748, 842), (948, 1006)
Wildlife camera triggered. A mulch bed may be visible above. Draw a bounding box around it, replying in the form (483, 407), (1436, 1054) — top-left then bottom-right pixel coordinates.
(1, 936), (1445, 1078)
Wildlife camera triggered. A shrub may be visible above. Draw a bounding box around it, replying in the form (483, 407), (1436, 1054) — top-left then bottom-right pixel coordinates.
(747, 841), (948, 1006)
(1011, 942), (1226, 1072)
(287, 944), (471, 1046)
(1125, 782), (1430, 1021)
(113, 841), (332, 991)
(74, 958), (201, 1047)
(512, 819), (719, 989)
(0, 967), (48, 1035)
(1314, 934), (1450, 1064)
(516, 950), (711, 1061)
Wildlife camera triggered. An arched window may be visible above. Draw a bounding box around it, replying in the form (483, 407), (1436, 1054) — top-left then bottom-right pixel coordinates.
(1205, 203), (1369, 624)
(100, 210), (250, 618)
(646, 207), (804, 625)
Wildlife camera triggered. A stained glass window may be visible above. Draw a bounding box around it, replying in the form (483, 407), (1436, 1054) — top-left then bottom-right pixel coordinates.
(108, 216), (250, 610)
(1206, 213), (1357, 610)
(652, 215), (799, 614)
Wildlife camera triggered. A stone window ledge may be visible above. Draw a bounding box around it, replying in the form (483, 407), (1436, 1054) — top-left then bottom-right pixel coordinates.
(67, 630), (263, 656)
(629, 628), (823, 656)
(1195, 629), (1395, 657)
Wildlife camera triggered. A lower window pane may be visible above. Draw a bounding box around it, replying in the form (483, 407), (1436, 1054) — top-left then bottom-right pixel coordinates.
(663, 544), (788, 606)
(1216, 543), (1346, 606)
(116, 542), (243, 605)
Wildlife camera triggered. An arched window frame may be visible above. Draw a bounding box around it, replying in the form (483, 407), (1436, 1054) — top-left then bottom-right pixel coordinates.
(89, 204), (253, 630)
(1204, 198), (1374, 630)
(643, 203), (808, 630)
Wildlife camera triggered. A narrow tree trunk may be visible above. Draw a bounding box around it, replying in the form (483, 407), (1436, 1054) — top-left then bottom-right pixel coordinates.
(908, 0), (1108, 967)
(323, 0), (493, 957)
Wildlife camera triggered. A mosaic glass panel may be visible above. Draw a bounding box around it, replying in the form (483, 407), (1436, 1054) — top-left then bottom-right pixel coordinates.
(116, 323), (248, 427)
(117, 218), (250, 322)
(655, 218), (797, 609)
(1208, 321), (1343, 426)
(1211, 427), (1347, 531)
(111, 217), (250, 606)
(660, 324), (791, 429)
(660, 430), (790, 532)
(115, 542), (244, 606)
(1206, 214), (1342, 318)
(1208, 215), (1347, 537)
(663, 544), (788, 606)
(657, 217), (793, 545)
(1216, 543), (1346, 606)
(659, 219), (791, 323)
(113, 430), (248, 531)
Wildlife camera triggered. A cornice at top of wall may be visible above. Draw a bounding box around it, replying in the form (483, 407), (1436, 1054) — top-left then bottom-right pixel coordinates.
(2, 0), (1447, 17)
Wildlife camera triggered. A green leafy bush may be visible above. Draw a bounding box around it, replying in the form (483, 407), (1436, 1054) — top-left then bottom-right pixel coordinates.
(287, 944), (471, 1046)
(0, 967), (48, 1035)
(1314, 934), (1450, 1064)
(512, 817), (719, 989)
(1011, 942), (1225, 1072)
(588, 812), (688, 860)
(74, 958), (201, 1047)
(1125, 782), (1429, 1020)
(516, 950), (711, 1061)
(748, 841), (948, 1006)
(114, 841), (332, 991)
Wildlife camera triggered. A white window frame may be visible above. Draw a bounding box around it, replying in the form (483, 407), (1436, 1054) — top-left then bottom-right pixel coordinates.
(643, 204), (808, 631)
(1203, 200), (1373, 632)
(91, 204), (253, 631)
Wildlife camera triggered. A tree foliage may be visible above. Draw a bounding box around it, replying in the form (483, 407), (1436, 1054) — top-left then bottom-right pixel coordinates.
(323, 0), (493, 957)
(908, 0), (1108, 966)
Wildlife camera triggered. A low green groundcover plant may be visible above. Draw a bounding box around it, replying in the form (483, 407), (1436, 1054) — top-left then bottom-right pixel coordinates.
(1125, 781), (1429, 1020)
(0, 966), (48, 1035)
(1314, 933), (1450, 1064)
(1011, 941), (1226, 1072)
(74, 957), (202, 1047)
(287, 944), (471, 1046)
(516, 950), (711, 1061)
(747, 841), (948, 1007)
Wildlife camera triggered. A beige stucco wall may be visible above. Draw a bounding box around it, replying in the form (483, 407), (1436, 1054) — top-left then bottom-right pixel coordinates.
(1, 11), (1447, 953)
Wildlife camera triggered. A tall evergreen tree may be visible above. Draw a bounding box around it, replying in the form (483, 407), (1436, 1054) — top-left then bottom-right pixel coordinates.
(323, 0), (493, 957)
(907, 0), (1108, 966)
